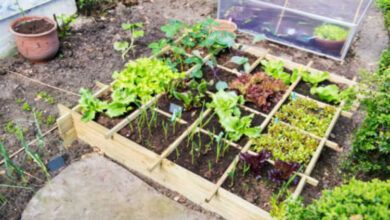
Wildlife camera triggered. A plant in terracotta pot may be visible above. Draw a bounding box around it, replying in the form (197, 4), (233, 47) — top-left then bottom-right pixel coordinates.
(313, 24), (348, 54)
(9, 15), (60, 62)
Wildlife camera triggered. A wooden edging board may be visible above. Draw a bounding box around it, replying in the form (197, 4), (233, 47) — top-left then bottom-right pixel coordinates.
(58, 104), (272, 220)
(57, 41), (358, 220)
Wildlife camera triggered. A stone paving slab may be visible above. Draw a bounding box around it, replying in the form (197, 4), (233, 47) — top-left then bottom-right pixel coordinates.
(22, 153), (217, 220)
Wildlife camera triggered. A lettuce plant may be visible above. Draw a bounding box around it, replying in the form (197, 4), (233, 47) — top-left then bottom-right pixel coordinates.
(239, 150), (271, 179)
(252, 122), (318, 164)
(229, 72), (287, 112)
(314, 24), (348, 41)
(276, 97), (336, 136)
(302, 71), (329, 87)
(268, 160), (300, 185)
(206, 90), (261, 141)
(261, 60), (293, 85)
(78, 58), (185, 121)
(78, 88), (107, 121)
(310, 84), (340, 103)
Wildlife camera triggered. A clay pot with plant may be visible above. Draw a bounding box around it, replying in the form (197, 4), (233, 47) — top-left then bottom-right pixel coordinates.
(313, 24), (348, 54)
(9, 15), (59, 62)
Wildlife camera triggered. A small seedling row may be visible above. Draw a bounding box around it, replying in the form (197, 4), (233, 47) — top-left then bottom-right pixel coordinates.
(57, 43), (357, 219)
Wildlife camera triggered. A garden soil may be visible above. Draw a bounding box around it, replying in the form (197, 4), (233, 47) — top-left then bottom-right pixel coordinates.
(0, 0), (387, 219)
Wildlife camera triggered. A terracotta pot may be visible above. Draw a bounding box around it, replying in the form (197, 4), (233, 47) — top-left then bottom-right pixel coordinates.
(212, 19), (237, 34)
(314, 38), (345, 54)
(9, 15), (59, 62)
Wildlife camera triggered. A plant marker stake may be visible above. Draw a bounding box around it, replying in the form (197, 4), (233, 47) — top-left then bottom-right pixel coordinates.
(275, 117), (279, 124)
(170, 110), (177, 122)
(292, 92), (296, 100)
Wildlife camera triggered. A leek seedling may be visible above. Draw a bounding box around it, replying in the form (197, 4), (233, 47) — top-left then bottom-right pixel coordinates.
(215, 133), (223, 163)
(175, 147), (180, 159)
(205, 129), (215, 153)
(162, 121), (168, 140)
(146, 139), (151, 148)
(16, 128), (50, 181)
(136, 117), (144, 140)
(228, 161), (237, 187)
(190, 142), (195, 164)
(242, 161), (250, 176)
(127, 118), (134, 131)
(0, 141), (26, 183)
(208, 160), (212, 171)
(222, 134), (232, 157)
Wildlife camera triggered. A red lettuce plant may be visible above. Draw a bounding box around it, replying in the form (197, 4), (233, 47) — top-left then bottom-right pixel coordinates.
(239, 149), (271, 180)
(268, 160), (301, 185)
(229, 72), (287, 112)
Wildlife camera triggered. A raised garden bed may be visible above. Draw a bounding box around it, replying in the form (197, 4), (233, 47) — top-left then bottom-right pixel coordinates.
(57, 32), (357, 219)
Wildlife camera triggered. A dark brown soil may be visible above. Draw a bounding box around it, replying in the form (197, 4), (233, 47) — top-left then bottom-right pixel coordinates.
(222, 162), (282, 211)
(216, 49), (258, 72)
(118, 109), (187, 154)
(14, 19), (54, 34)
(167, 133), (240, 183)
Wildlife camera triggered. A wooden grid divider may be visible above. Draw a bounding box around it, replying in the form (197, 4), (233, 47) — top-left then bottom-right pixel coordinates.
(204, 61), (313, 202)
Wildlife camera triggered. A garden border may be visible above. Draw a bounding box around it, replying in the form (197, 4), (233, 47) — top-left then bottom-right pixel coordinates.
(56, 44), (357, 220)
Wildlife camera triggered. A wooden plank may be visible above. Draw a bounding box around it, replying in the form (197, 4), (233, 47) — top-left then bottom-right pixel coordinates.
(57, 105), (77, 146)
(58, 105), (272, 220)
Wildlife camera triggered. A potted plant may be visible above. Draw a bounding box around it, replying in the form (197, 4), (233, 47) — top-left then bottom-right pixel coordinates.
(9, 15), (59, 62)
(313, 24), (348, 54)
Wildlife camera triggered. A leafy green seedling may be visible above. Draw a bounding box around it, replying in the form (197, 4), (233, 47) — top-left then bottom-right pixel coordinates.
(230, 56), (250, 73)
(161, 19), (184, 39)
(56, 13), (78, 38)
(36, 92), (56, 104)
(148, 39), (168, 56)
(114, 22), (145, 59)
(21, 102), (31, 111)
(228, 161), (237, 187)
(185, 50), (204, 78)
(252, 34), (266, 44)
(15, 98), (24, 104)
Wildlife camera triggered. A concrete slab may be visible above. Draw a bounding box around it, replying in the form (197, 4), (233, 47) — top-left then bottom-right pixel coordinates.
(22, 153), (216, 220)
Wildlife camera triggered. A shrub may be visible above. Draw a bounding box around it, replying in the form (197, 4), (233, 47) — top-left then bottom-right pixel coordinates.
(348, 49), (390, 175)
(280, 178), (390, 220)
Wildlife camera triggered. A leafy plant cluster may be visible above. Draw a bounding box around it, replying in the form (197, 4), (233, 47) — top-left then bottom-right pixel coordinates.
(229, 72), (288, 112)
(56, 13), (78, 38)
(239, 150), (301, 185)
(78, 58), (185, 121)
(206, 90), (261, 141)
(252, 122), (318, 164)
(149, 19), (236, 89)
(346, 49), (390, 175)
(261, 60), (296, 85)
(300, 70), (353, 105)
(276, 97), (336, 137)
(279, 178), (390, 220)
(170, 79), (212, 110)
(376, 0), (390, 31)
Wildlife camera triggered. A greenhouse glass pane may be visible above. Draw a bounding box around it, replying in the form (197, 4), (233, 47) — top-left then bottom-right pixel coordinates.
(218, 0), (372, 60)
